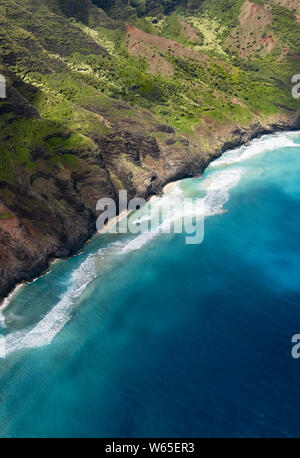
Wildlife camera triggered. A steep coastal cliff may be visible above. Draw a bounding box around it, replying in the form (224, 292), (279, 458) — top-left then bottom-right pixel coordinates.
(0, 0), (300, 300)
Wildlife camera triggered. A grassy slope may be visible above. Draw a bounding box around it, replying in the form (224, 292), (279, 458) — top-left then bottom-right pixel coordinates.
(0, 0), (300, 297)
(0, 0), (299, 195)
(0, 0), (298, 206)
(1, 0), (299, 155)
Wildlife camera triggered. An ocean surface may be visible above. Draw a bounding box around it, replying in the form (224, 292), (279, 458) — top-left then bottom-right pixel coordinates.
(0, 131), (300, 438)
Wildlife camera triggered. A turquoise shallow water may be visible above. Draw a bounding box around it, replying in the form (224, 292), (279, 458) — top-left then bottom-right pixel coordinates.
(0, 131), (300, 437)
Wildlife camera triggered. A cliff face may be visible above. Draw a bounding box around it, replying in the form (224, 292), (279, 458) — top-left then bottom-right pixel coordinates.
(0, 0), (300, 300)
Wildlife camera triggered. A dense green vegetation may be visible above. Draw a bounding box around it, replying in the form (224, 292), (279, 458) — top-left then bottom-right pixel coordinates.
(270, 3), (300, 54)
(0, 0), (300, 180)
(1, 0), (300, 298)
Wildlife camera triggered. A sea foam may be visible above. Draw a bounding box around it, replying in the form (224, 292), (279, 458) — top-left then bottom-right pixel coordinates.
(4, 252), (99, 354)
(211, 134), (297, 168)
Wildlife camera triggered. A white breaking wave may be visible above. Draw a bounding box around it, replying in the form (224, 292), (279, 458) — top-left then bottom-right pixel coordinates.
(201, 168), (245, 215)
(4, 252), (99, 355)
(163, 180), (184, 196)
(121, 231), (158, 254)
(121, 169), (244, 254)
(0, 267), (52, 329)
(0, 284), (24, 329)
(2, 241), (128, 355)
(285, 131), (300, 140)
(211, 134), (297, 168)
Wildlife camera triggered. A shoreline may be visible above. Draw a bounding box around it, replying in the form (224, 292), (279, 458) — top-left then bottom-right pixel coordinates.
(1, 125), (299, 308)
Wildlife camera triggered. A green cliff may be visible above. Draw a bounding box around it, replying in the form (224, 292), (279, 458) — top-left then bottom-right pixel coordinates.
(0, 0), (300, 298)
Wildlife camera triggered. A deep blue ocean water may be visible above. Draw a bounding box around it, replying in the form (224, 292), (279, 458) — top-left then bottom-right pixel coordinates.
(0, 131), (300, 438)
